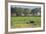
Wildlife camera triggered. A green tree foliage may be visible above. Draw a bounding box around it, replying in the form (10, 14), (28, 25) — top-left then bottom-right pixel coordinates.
(31, 8), (41, 16)
(23, 8), (29, 16)
(11, 6), (41, 16)
(15, 7), (23, 16)
(11, 7), (24, 16)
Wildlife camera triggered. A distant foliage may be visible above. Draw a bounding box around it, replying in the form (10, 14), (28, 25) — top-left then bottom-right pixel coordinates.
(11, 7), (41, 17)
(31, 8), (41, 16)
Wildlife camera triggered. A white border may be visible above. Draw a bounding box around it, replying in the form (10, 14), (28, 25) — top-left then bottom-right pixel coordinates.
(8, 2), (44, 32)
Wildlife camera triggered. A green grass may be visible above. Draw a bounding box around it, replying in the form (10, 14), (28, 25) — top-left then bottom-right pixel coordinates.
(11, 16), (41, 28)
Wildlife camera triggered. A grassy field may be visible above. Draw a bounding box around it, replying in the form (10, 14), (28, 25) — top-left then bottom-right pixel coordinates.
(11, 16), (41, 28)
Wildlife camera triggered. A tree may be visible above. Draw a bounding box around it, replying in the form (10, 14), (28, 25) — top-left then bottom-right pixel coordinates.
(31, 8), (41, 16)
(15, 7), (24, 16)
(23, 8), (29, 16)
(11, 7), (16, 13)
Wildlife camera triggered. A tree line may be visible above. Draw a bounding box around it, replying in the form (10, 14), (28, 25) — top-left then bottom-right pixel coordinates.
(11, 7), (41, 16)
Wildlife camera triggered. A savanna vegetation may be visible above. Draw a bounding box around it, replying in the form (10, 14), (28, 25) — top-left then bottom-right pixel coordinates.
(11, 6), (41, 28)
